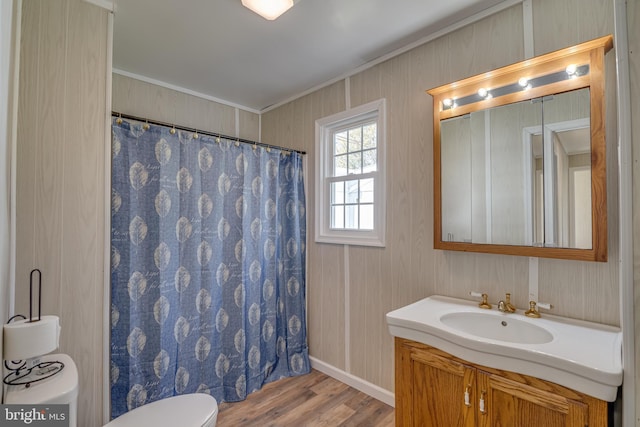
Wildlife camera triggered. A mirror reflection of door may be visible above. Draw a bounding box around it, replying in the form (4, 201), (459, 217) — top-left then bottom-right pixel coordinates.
(550, 125), (592, 249)
(542, 89), (592, 249)
(524, 118), (591, 250)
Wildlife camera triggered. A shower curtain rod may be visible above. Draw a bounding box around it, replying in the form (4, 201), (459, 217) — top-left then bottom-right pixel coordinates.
(111, 111), (306, 155)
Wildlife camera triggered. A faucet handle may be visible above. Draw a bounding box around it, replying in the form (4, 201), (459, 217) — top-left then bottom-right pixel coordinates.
(470, 291), (492, 309)
(525, 301), (540, 318)
(525, 300), (553, 318)
(537, 302), (553, 310)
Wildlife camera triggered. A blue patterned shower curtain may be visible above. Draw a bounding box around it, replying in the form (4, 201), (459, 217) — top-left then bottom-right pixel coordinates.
(110, 119), (309, 419)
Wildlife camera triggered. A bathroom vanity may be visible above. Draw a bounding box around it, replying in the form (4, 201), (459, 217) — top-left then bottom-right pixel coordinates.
(391, 34), (622, 426)
(395, 339), (608, 426)
(387, 296), (622, 427)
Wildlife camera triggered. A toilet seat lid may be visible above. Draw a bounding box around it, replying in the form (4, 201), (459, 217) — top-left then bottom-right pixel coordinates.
(4, 354), (78, 405)
(105, 394), (218, 427)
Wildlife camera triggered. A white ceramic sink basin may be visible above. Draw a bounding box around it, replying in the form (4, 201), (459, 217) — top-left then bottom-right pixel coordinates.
(386, 295), (622, 402)
(440, 312), (553, 344)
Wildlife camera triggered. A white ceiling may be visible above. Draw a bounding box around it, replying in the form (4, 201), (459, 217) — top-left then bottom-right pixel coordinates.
(113, 0), (510, 112)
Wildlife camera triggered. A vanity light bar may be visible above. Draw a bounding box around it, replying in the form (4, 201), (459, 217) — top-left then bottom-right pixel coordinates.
(441, 64), (589, 111)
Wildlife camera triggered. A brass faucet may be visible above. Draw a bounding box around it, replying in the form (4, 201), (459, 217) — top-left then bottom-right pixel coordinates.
(478, 293), (491, 309)
(525, 301), (541, 318)
(525, 300), (554, 318)
(498, 293), (516, 313)
(470, 291), (492, 309)
(505, 293), (516, 312)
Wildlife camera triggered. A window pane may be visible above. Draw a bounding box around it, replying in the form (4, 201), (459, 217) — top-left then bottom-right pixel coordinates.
(360, 204), (374, 230)
(363, 149), (377, 173)
(334, 131), (348, 155)
(331, 181), (344, 204)
(360, 178), (374, 203)
(347, 152), (362, 174)
(316, 100), (385, 245)
(331, 205), (344, 229)
(334, 154), (348, 177)
(363, 123), (377, 149)
(345, 205), (358, 229)
(346, 180), (359, 203)
(348, 128), (362, 152)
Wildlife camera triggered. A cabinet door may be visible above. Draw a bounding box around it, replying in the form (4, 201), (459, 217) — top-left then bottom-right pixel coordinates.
(411, 350), (476, 427)
(477, 370), (589, 427)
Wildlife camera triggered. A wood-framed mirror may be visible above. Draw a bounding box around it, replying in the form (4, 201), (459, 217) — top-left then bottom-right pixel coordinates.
(427, 35), (613, 262)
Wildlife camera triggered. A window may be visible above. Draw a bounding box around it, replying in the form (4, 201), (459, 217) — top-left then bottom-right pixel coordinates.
(315, 99), (386, 246)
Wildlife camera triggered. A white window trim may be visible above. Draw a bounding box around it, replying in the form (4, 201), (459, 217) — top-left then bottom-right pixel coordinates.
(315, 99), (386, 247)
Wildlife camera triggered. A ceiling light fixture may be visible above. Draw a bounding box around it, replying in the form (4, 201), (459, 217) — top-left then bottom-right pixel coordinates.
(242, 0), (295, 20)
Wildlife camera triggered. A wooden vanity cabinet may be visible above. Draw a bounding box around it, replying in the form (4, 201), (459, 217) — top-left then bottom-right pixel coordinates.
(395, 338), (609, 427)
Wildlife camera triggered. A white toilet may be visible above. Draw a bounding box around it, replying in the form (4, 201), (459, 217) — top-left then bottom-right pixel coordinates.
(2, 311), (216, 426)
(4, 353), (79, 427)
(4, 353), (218, 427)
(104, 393), (218, 427)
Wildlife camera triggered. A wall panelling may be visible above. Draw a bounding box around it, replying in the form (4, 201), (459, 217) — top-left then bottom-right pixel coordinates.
(14, 0), (636, 422)
(628, 0), (640, 420)
(261, 0), (620, 397)
(15, 0), (108, 425)
(112, 73), (260, 140)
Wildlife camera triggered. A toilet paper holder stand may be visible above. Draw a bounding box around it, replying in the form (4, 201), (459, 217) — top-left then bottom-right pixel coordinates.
(28, 268), (42, 322)
(3, 269), (65, 387)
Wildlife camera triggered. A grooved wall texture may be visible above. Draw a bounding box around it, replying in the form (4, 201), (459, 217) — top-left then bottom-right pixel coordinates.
(261, 0), (619, 395)
(15, 0), (108, 424)
(16, 0), (639, 425)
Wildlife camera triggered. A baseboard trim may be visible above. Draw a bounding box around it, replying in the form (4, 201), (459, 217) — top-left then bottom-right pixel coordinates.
(309, 356), (395, 407)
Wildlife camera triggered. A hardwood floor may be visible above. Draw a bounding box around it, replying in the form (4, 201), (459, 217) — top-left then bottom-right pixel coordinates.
(217, 369), (395, 426)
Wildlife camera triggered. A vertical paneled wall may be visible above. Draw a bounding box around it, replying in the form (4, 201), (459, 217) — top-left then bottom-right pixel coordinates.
(262, 0), (619, 395)
(15, 0), (108, 425)
(0, 0), (18, 403)
(629, 0), (640, 421)
(259, 80), (348, 370)
(533, 0), (619, 327)
(14, 0), (635, 423)
(112, 74), (260, 141)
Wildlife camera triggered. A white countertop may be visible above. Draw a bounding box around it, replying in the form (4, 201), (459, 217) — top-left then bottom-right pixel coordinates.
(386, 295), (623, 402)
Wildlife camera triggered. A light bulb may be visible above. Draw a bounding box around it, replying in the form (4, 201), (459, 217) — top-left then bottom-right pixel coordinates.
(477, 88), (488, 98)
(518, 77), (528, 87)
